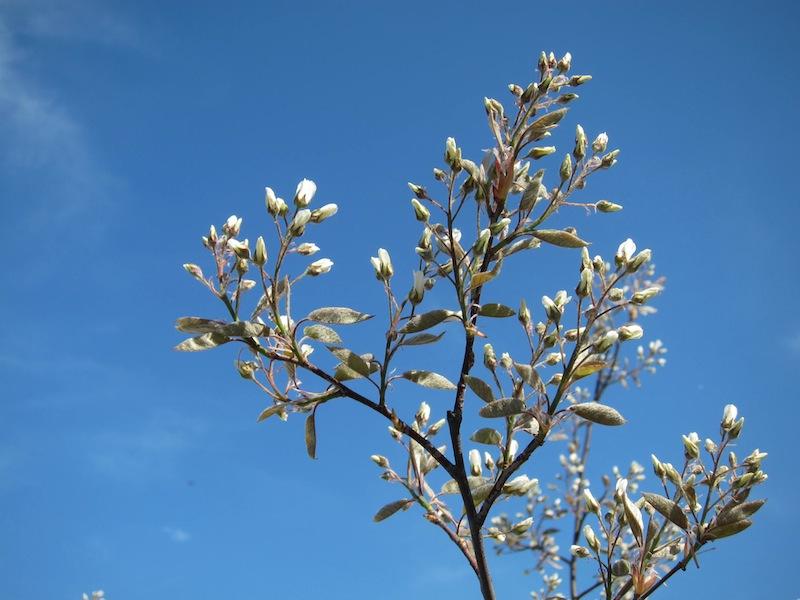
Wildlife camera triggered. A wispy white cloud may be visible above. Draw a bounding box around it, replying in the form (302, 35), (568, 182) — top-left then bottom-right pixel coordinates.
(163, 526), (191, 543)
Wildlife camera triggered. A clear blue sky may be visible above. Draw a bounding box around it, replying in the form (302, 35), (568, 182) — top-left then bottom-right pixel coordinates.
(1, 1), (797, 598)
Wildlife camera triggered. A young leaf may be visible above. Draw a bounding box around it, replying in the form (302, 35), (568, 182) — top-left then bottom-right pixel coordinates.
(643, 493), (690, 530)
(401, 370), (456, 390)
(256, 404), (285, 423)
(470, 428), (503, 445)
(373, 499), (413, 522)
(705, 519), (753, 540)
(174, 332), (231, 352)
(466, 375), (495, 403)
(514, 362), (542, 389)
(399, 309), (454, 333)
(175, 317), (268, 338)
(327, 347), (372, 377)
(572, 359), (606, 380)
(305, 412), (317, 459)
(440, 479), (460, 495)
(479, 398), (527, 418)
(304, 324), (342, 345)
(716, 499), (766, 527)
(533, 229), (589, 248)
(307, 307), (372, 324)
(570, 402), (626, 426)
(400, 332), (445, 346)
(479, 303), (516, 318)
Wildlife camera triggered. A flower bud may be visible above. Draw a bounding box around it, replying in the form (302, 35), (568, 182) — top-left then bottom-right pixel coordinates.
(253, 236), (267, 266)
(570, 545), (591, 558)
(469, 449), (482, 476)
(227, 238), (250, 259)
(224, 215), (242, 238)
(615, 238), (636, 266)
(483, 343), (497, 370)
(596, 200), (622, 213)
(584, 488), (600, 514)
(306, 258), (333, 276)
(408, 270), (425, 304)
(559, 154), (573, 182)
(721, 404), (738, 430)
(595, 330), (619, 353)
(651, 454), (666, 479)
(529, 146), (556, 159)
(518, 299), (531, 329)
(601, 149), (620, 168)
(574, 124), (587, 160)
(408, 182), (427, 199)
(592, 132), (608, 154)
(294, 178), (317, 207)
(569, 74), (592, 86)
(583, 524), (600, 551)
(511, 517), (533, 534)
(444, 137), (462, 171)
(370, 454), (389, 468)
(631, 286), (662, 305)
(265, 187), (281, 216)
(208, 224), (218, 245)
(557, 52), (572, 73)
(484, 451), (495, 471)
(411, 198), (430, 222)
(704, 438), (718, 454)
(428, 418), (446, 435)
(310, 203), (338, 223)
(682, 432), (700, 459)
(296, 242), (320, 256)
(576, 267), (592, 297)
(370, 248), (393, 281)
(729, 416), (744, 439)
(474, 228), (491, 255)
(500, 352), (513, 370)
(508, 83), (523, 97)
(627, 249), (652, 273)
(288, 209), (312, 236)
(542, 295), (561, 322)
(618, 324), (643, 341)
(183, 263), (204, 281)
(416, 401), (431, 426)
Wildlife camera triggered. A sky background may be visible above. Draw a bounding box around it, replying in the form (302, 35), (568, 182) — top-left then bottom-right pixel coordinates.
(1, 1), (798, 598)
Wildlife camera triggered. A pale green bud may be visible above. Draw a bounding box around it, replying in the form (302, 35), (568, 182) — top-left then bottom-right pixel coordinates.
(411, 198), (430, 222)
(601, 149), (620, 168)
(729, 416), (744, 439)
(500, 352), (513, 370)
(433, 168), (447, 181)
(569, 75), (592, 86)
(408, 182), (427, 199)
(306, 258), (333, 276)
(583, 488), (600, 513)
(428, 418), (446, 435)
(627, 249), (652, 273)
(595, 330), (619, 352)
(615, 238), (636, 266)
(508, 83), (524, 97)
(288, 209), (312, 236)
(618, 324), (644, 341)
(596, 200), (622, 213)
(518, 299), (531, 329)
(512, 517), (534, 534)
(416, 401), (431, 426)
(542, 295), (561, 322)
(489, 217), (511, 235)
(576, 267), (593, 297)
(224, 215), (242, 237)
(208, 224), (218, 245)
(682, 432), (700, 459)
(253, 236), (267, 266)
(574, 124), (587, 160)
(370, 454), (389, 468)
(265, 187), (280, 216)
(559, 154), (573, 182)
(183, 263), (204, 281)
(557, 52), (572, 73)
(444, 137), (462, 171)
(528, 146), (557, 159)
(651, 454), (666, 479)
(704, 438), (718, 454)
(583, 524), (600, 552)
(484, 451), (495, 471)
(474, 228), (491, 255)
(227, 238), (250, 259)
(631, 286), (662, 305)
(483, 343), (497, 370)
(570, 545), (591, 558)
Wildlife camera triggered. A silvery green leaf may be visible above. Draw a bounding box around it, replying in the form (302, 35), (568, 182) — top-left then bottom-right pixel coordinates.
(305, 413), (317, 459)
(470, 428), (502, 445)
(478, 303), (516, 318)
(327, 347), (372, 377)
(175, 317), (229, 334)
(643, 493), (689, 530)
(514, 362), (542, 389)
(373, 499), (413, 522)
(401, 370), (456, 390)
(440, 479), (461, 495)
(572, 359), (606, 380)
(399, 309), (454, 333)
(469, 476), (495, 505)
(400, 332), (445, 346)
(307, 307), (372, 324)
(705, 519), (753, 540)
(256, 404), (285, 423)
(466, 375), (495, 403)
(175, 317), (268, 338)
(479, 398), (527, 418)
(304, 324), (342, 345)
(532, 229), (588, 248)
(174, 332), (231, 352)
(570, 402), (626, 426)
(716, 499), (765, 527)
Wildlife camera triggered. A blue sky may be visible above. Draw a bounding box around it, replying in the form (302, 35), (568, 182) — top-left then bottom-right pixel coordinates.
(1, 1), (798, 598)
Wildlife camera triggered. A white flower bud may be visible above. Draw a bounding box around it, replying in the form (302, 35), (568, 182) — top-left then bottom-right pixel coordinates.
(265, 187), (280, 216)
(628, 249), (652, 273)
(542, 295), (561, 322)
(595, 330), (619, 352)
(253, 236), (267, 266)
(511, 517), (533, 534)
(411, 198), (430, 221)
(570, 545), (591, 558)
(484, 451), (495, 471)
(224, 215), (242, 237)
(615, 238), (636, 266)
(370, 248), (393, 281)
(408, 270), (425, 304)
(583, 488), (600, 514)
(306, 258), (333, 276)
(583, 524), (600, 551)
(682, 432), (700, 459)
(618, 324), (643, 341)
(294, 178), (317, 207)
(416, 401), (431, 425)
(507, 439), (519, 461)
(592, 132), (608, 154)
(227, 238), (250, 259)
(469, 449), (482, 476)
(310, 203), (338, 223)
(370, 454), (389, 468)
(721, 404), (738, 430)
(288, 209), (312, 236)
(296, 242), (320, 255)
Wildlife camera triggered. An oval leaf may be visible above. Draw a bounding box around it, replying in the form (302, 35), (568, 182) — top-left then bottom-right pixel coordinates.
(643, 492), (689, 530)
(533, 229), (589, 248)
(716, 499), (766, 527)
(373, 499), (413, 522)
(307, 307), (372, 324)
(327, 347), (372, 377)
(176, 317), (268, 338)
(570, 402), (626, 426)
(466, 375), (495, 403)
(174, 332), (231, 352)
(305, 413), (317, 459)
(401, 370), (456, 390)
(401, 332), (446, 346)
(400, 309), (454, 333)
(514, 362), (542, 389)
(440, 479), (460, 495)
(572, 359), (606, 380)
(479, 303), (516, 318)
(256, 404), (285, 423)
(705, 518), (753, 540)
(479, 398), (527, 418)
(304, 324), (342, 345)
(470, 428), (502, 445)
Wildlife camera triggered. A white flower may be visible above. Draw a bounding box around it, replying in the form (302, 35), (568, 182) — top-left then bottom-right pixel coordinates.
(722, 404), (738, 430)
(306, 258), (333, 276)
(592, 132), (608, 154)
(616, 238), (636, 263)
(370, 248), (393, 280)
(507, 439), (519, 461)
(296, 242), (320, 255)
(225, 214), (242, 237)
(289, 209), (312, 236)
(409, 270), (425, 304)
(469, 449), (482, 476)
(294, 178), (317, 207)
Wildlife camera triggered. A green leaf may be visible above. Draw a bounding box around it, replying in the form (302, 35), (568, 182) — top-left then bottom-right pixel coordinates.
(401, 370), (456, 390)
(307, 307), (372, 324)
(533, 229), (589, 248)
(174, 332), (231, 352)
(716, 499), (766, 527)
(303, 324), (342, 345)
(327, 347), (372, 377)
(469, 476), (495, 506)
(529, 108), (568, 130)
(400, 332), (446, 346)
(570, 402), (626, 426)
(256, 404), (285, 423)
(440, 479), (460, 495)
(572, 359), (606, 380)
(305, 413), (317, 459)
(479, 398), (527, 418)
(478, 303), (515, 318)
(466, 375), (495, 403)
(514, 362), (542, 389)
(399, 309), (455, 333)
(175, 317), (268, 338)
(373, 499), (413, 522)
(470, 428), (502, 445)
(643, 493), (690, 530)
(705, 519), (753, 540)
